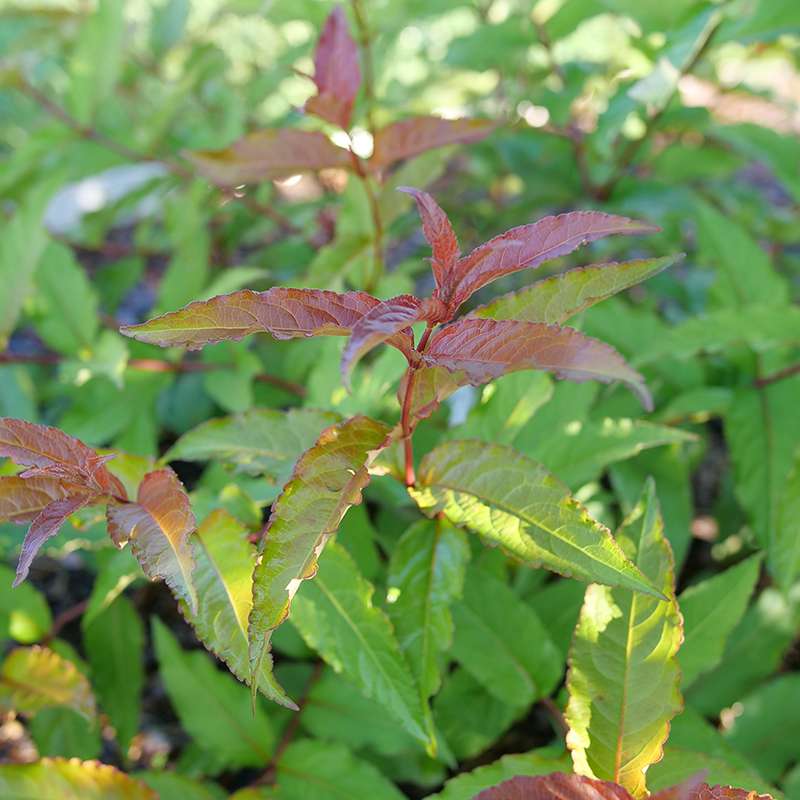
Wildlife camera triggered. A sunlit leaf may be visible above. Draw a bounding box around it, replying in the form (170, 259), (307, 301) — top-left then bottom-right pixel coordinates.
(0, 475), (76, 524)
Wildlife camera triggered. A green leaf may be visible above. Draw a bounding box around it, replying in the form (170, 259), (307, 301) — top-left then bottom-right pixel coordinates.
(0, 646), (95, 719)
(276, 739), (405, 800)
(151, 617), (274, 772)
(83, 595), (144, 751)
(450, 564), (562, 708)
(528, 577), (586, 659)
(183, 510), (291, 707)
(163, 408), (339, 480)
(32, 243), (98, 356)
(82, 547), (142, 628)
(0, 563), (52, 643)
(424, 748), (570, 800)
(771, 448), (800, 591)
(28, 707), (101, 760)
(0, 758), (157, 799)
(135, 771), (226, 800)
(724, 673), (800, 781)
(387, 519), (470, 699)
(149, 0), (190, 55)
(410, 440), (663, 598)
(291, 542), (436, 753)
(248, 416), (389, 705)
(678, 554), (762, 689)
(566, 480), (682, 796)
(470, 257), (679, 325)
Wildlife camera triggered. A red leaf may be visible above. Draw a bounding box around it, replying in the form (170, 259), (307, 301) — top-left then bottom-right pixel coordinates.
(652, 782), (773, 800)
(120, 288), (414, 356)
(449, 211), (659, 308)
(422, 319), (652, 410)
(369, 116), (495, 172)
(186, 129), (352, 187)
(0, 476), (81, 525)
(398, 187), (459, 292)
(106, 468), (197, 612)
(304, 6), (361, 129)
(474, 773), (634, 800)
(0, 418), (125, 499)
(14, 495), (92, 586)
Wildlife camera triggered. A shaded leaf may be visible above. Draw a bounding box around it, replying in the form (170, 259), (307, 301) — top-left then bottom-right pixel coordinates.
(29, 707), (101, 760)
(771, 448), (800, 591)
(410, 440), (662, 597)
(370, 116), (495, 172)
(0, 758), (156, 799)
(106, 468), (197, 613)
(474, 772), (633, 800)
(134, 771), (225, 800)
(305, 6), (361, 129)
(566, 480), (683, 796)
(653, 783), (772, 800)
(423, 319), (651, 410)
(291, 542), (435, 752)
(449, 211), (658, 308)
(471, 256), (679, 325)
(248, 416), (389, 704)
(186, 129), (352, 186)
(0, 475), (76, 524)
(0, 645), (95, 719)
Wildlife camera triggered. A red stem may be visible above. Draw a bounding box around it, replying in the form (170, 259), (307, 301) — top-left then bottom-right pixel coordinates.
(400, 324), (434, 488)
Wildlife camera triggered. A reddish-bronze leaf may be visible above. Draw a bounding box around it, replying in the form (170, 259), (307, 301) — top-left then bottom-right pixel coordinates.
(397, 365), (466, 430)
(14, 495), (92, 586)
(304, 6), (361, 129)
(449, 211), (659, 308)
(397, 187), (459, 292)
(0, 476), (80, 525)
(121, 288), (414, 356)
(422, 319), (652, 410)
(0, 418), (125, 499)
(369, 116), (495, 172)
(474, 772), (634, 800)
(652, 782), (773, 800)
(106, 469), (197, 612)
(186, 129), (352, 187)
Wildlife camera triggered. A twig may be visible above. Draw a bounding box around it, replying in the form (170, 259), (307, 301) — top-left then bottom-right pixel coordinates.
(539, 696), (568, 739)
(400, 323), (435, 488)
(42, 600), (89, 644)
(754, 361), (800, 389)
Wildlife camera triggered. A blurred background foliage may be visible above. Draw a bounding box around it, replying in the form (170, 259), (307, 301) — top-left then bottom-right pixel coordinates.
(0, 0), (799, 797)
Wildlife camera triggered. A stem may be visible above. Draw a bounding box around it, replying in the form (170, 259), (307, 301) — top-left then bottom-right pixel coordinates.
(400, 324), (435, 488)
(754, 361), (800, 389)
(42, 600), (89, 644)
(349, 149), (384, 292)
(350, 0), (377, 137)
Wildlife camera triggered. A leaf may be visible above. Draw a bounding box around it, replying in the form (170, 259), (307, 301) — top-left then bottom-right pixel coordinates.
(448, 211), (658, 308)
(83, 547), (142, 627)
(387, 519), (470, 700)
(653, 783), (773, 800)
(304, 6), (361, 129)
(771, 448), (800, 591)
(164, 408), (338, 480)
(290, 541), (435, 752)
(425, 749), (571, 800)
(121, 288), (412, 355)
(473, 773), (634, 800)
(248, 415), (389, 704)
(0, 563), (52, 643)
(106, 468), (197, 613)
(0, 475), (76, 524)
(470, 256), (679, 325)
(450, 564), (562, 708)
(83, 595), (144, 751)
(29, 707), (101, 760)
(183, 510), (292, 707)
(423, 319), (651, 410)
(186, 129), (352, 186)
(134, 771), (225, 800)
(398, 187), (459, 292)
(400, 364), (465, 428)
(410, 440), (662, 597)
(566, 480), (683, 796)
(151, 618), (274, 772)
(276, 739), (405, 800)
(0, 758), (157, 799)
(678, 554), (762, 689)
(14, 494), (92, 585)
(0, 645), (95, 719)
(370, 116), (495, 172)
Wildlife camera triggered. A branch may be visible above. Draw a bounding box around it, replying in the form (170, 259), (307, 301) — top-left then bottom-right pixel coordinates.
(754, 361), (800, 389)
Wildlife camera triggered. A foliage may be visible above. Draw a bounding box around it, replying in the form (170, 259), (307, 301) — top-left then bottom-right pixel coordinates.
(0, 0), (798, 797)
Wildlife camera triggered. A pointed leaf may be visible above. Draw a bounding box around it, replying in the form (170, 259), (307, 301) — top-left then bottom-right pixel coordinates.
(471, 256), (679, 325)
(305, 6), (361, 129)
(652, 784), (772, 800)
(0, 645), (95, 719)
(14, 494), (92, 586)
(186, 129), (352, 186)
(0, 474), (77, 524)
(771, 448), (800, 591)
(370, 116), (495, 172)
(449, 211), (658, 307)
(248, 416), (390, 701)
(566, 481), (682, 797)
(184, 510), (292, 707)
(474, 773), (633, 800)
(120, 288), (413, 355)
(410, 441), (662, 597)
(163, 408), (339, 479)
(106, 468), (197, 613)
(387, 519), (470, 699)
(423, 319), (651, 410)
(0, 758), (157, 800)
(291, 541), (436, 752)
(398, 186), (459, 291)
